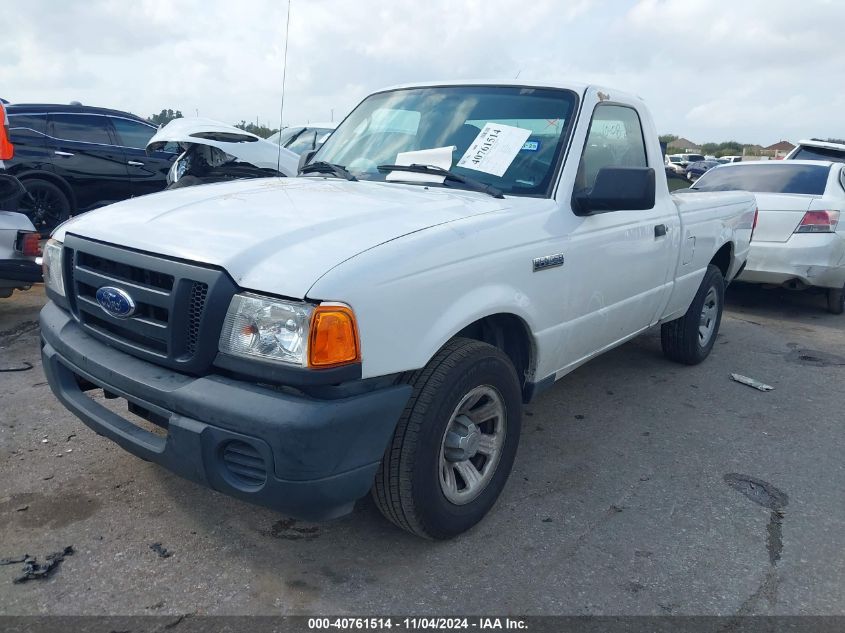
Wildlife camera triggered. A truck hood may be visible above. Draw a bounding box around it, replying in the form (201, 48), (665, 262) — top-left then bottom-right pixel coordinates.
(54, 177), (507, 298)
(147, 117), (299, 176)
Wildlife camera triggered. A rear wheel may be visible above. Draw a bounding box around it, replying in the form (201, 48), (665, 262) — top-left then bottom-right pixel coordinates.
(19, 179), (71, 235)
(827, 285), (844, 315)
(661, 264), (725, 365)
(372, 338), (522, 539)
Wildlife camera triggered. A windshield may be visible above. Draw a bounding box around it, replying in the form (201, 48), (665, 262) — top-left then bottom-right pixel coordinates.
(685, 154), (705, 162)
(286, 127), (334, 154)
(693, 163), (830, 195)
(266, 127), (302, 146)
(313, 85), (578, 196)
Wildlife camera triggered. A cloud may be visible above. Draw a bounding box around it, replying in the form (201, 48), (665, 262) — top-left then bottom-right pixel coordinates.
(2, 0), (843, 144)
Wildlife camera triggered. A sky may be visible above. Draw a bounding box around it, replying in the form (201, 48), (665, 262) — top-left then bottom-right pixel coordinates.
(3, 0), (843, 146)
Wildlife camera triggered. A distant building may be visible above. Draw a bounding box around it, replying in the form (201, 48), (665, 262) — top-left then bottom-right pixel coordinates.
(763, 140), (796, 159)
(667, 137), (701, 152)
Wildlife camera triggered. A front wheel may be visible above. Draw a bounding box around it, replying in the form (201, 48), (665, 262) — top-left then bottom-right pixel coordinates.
(372, 338), (522, 539)
(661, 264), (725, 365)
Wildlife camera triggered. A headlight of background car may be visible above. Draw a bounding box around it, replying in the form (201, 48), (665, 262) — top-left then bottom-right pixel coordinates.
(42, 239), (65, 297)
(219, 293), (313, 366)
(167, 152), (189, 184)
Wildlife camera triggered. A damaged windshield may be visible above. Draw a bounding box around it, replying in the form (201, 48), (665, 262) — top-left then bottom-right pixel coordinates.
(312, 85), (578, 197)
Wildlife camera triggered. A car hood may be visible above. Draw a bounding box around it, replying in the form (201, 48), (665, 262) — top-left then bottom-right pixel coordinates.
(54, 177), (507, 299)
(147, 117), (299, 176)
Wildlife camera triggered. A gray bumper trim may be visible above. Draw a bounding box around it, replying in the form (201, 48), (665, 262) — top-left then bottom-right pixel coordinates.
(40, 301), (412, 520)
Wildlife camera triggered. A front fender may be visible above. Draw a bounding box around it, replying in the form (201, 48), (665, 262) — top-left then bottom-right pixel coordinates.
(307, 212), (550, 380)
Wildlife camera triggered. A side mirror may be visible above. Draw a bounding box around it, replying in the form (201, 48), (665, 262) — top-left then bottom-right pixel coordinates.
(298, 148), (318, 173)
(573, 166), (655, 215)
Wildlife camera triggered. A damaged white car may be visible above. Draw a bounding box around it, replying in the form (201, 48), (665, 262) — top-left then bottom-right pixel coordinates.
(146, 118), (299, 189)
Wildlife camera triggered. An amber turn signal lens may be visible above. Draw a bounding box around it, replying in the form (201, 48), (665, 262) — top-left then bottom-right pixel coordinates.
(308, 305), (360, 368)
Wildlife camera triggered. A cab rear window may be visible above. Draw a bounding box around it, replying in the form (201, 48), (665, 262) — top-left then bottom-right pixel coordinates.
(693, 163), (830, 195)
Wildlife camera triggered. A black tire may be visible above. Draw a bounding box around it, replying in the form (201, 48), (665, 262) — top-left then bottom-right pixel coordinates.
(661, 264), (725, 365)
(373, 338), (523, 539)
(19, 179), (71, 235)
(827, 285), (844, 315)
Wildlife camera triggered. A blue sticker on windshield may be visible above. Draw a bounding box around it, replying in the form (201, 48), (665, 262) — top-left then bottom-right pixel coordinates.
(521, 141), (540, 152)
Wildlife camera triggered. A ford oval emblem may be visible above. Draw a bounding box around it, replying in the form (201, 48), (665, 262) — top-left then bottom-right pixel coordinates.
(95, 286), (136, 319)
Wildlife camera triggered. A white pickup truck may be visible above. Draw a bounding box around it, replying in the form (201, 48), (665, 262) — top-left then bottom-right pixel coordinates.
(40, 81), (756, 539)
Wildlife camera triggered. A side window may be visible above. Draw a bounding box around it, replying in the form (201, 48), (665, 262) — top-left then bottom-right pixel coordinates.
(51, 114), (112, 145)
(110, 117), (156, 149)
(8, 114), (47, 135)
(575, 104), (647, 193)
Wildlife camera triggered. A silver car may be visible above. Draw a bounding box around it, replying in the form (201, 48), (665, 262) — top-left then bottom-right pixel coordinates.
(692, 160), (845, 313)
(0, 174), (41, 297)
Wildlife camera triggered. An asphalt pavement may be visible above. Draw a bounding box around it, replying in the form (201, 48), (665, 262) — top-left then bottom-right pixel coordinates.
(1, 284), (843, 615)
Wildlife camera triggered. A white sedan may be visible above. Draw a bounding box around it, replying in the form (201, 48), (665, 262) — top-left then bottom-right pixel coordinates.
(692, 160), (845, 313)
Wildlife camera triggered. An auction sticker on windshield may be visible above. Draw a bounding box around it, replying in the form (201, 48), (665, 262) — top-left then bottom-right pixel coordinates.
(457, 123), (532, 177)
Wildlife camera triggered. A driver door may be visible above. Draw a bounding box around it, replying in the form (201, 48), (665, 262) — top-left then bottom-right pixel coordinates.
(556, 103), (678, 367)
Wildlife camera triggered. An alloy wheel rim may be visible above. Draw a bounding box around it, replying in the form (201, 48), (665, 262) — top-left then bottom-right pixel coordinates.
(438, 385), (506, 505)
(24, 189), (63, 229)
(698, 286), (719, 346)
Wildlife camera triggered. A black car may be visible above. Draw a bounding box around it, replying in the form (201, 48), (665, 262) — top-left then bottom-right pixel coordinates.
(3, 103), (177, 232)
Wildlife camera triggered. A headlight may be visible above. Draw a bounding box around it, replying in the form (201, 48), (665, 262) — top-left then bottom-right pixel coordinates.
(219, 293), (313, 366)
(168, 152), (189, 184)
(42, 239), (65, 297)
(218, 293), (360, 369)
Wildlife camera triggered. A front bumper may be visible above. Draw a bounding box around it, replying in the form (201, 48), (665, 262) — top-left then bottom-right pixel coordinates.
(738, 233), (845, 289)
(0, 258), (42, 285)
(40, 301), (411, 520)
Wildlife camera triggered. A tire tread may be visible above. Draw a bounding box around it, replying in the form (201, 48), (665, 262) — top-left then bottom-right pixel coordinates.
(372, 338), (507, 538)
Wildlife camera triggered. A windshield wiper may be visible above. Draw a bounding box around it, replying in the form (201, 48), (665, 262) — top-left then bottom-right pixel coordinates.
(300, 161), (357, 181)
(377, 163), (504, 199)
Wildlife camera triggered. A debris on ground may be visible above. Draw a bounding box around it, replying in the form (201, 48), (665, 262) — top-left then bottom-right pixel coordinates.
(15, 505), (28, 512)
(150, 543), (172, 559)
(0, 555), (29, 566)
(6, 546), (74, 584)
(730, 373), (774, 392)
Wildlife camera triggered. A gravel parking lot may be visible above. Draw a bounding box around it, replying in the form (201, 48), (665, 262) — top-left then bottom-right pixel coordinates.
(1, 284), (843, 616)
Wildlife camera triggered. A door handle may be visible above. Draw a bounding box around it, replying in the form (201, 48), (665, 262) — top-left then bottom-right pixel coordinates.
(654, 224), (667, 237)
(127, 160), (145, 166)
(54, 150), (74, 157)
